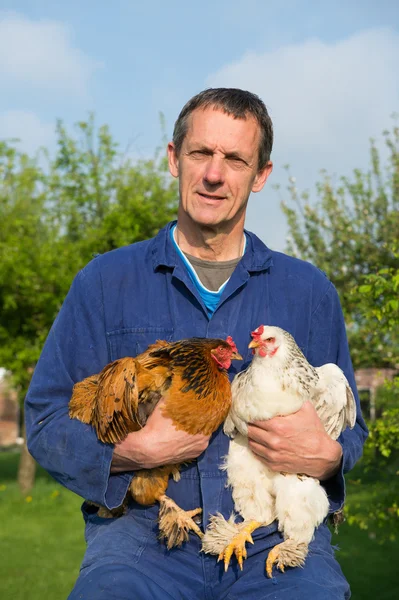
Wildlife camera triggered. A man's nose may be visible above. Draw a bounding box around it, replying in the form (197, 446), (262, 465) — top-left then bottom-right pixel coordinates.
(203, 156), (224, 185)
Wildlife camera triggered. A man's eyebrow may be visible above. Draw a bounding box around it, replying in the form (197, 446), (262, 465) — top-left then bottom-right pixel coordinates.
(189, 144), (213, 153)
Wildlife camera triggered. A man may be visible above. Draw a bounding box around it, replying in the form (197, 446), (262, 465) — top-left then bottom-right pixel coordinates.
(25, 88), (367, 599)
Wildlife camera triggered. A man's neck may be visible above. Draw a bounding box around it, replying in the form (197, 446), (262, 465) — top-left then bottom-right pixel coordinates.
(175, 220), (245, 262)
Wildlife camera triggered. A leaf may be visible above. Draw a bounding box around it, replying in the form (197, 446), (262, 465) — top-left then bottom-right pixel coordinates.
(358, 285), (372, 294)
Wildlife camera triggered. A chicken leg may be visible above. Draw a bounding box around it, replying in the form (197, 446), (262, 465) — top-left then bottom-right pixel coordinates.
(266, 472), (329, 577)
(202, 514), (265, 570)
(158, 495), (203, 549)
(131, 466), (203, 549)
(266, 539), (308, 577)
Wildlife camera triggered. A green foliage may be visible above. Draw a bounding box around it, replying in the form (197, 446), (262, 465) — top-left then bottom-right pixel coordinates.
(279, 121), (399, 368)
(345, 427), (399, 538)
(347, 256), (399, 537)
(368, 408), (399, 459)
(0, 117), (178, 400)
(374, 383), (399, 417)
(353, 250), (399, 369)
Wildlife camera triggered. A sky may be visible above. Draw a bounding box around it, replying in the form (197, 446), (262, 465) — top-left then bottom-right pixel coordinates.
(1, 0), (398, 250)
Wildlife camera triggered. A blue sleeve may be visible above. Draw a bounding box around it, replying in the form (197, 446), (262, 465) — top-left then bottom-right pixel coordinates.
(25, 260), (132, 509)
(308, 281), (369, 513)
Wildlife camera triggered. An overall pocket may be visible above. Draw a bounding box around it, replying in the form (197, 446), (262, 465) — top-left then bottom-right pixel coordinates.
(108, 327), (174, 360)
(80, 501), (151, 568)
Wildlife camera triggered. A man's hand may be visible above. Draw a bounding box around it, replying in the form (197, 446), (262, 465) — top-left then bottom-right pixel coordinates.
(111, 401), (210, 473)
(247, 401), (342, 480)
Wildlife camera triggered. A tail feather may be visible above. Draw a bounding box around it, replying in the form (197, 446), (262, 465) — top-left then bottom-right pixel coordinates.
(69, 376), (98, 424)
(69, 356), (170, 444)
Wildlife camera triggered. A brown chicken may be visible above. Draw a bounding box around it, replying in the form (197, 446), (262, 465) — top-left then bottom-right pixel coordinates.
(69, 336), (241, 548)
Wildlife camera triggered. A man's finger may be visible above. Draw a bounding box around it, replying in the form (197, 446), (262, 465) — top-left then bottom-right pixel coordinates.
(247, 425), (280, 450)
(248, 419), (274, 430)
(248, 440), (283, 468)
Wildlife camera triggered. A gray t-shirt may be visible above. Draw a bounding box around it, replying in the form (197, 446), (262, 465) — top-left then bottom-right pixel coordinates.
(182, 252), (241, 291)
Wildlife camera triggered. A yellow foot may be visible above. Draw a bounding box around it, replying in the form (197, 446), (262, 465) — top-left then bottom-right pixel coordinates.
(218, 520), (261, 572)
(158, 495), (203, 549)
(266, 540), (308, 578)
(266, 545), (285, 578)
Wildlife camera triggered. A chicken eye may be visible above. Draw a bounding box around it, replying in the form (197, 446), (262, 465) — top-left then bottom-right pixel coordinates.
(266, 337), (275, 343)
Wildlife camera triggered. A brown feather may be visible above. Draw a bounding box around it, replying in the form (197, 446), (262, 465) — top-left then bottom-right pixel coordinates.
(159, 340), (233, 435)
(129, 465), (180, 505)
(162, 371), (232, 435)
(68, 375), (98, 424)
(69, 355), (172, 444)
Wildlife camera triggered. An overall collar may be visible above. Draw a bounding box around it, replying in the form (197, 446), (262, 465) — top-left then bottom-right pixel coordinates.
(150, 221), (274, 273)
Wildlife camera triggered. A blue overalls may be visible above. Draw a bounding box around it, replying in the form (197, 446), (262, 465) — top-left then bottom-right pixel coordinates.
(25, 222), (368, 599)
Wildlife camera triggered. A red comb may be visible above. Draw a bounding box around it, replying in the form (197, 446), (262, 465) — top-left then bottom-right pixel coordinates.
(226, 336), (238, 351)
(251, 325), (264, 339)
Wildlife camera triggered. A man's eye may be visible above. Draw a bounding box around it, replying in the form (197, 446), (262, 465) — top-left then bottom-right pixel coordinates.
(227, 156), (245, 166)
(191, 150), (209, 157)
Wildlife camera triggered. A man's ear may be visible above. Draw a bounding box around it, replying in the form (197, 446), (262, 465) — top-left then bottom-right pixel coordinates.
(252, 161), (273, 193)
(167, 142), (179, 178)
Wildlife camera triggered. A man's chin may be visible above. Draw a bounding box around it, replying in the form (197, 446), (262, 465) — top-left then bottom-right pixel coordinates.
(189, 209), (230, 228)
(179, 206), (241, 231)
(192, 218), (227, 232)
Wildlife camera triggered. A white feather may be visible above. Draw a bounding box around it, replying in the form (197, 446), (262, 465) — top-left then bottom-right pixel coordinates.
(313, 363), (357, 439)
(223, 433), (276, 524)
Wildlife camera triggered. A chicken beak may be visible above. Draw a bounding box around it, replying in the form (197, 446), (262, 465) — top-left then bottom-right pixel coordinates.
(248, 340), (260, 349)
(231, 351), (243, 360)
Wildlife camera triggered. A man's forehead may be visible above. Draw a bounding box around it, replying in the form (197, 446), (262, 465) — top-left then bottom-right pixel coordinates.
(185, 106), (260, 151)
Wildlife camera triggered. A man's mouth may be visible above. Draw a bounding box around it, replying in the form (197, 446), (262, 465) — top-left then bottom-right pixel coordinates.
(197, 192), (226, 200)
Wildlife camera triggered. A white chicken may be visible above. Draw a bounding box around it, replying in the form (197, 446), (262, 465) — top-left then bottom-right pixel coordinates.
(202, 325), (356, 577)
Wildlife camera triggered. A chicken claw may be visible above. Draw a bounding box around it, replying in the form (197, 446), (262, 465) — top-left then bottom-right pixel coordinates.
(217, 520), (261, 572)
(266, 545), (285, 577)
(158, 495), (203, 549)
(266, 539), (308, 578)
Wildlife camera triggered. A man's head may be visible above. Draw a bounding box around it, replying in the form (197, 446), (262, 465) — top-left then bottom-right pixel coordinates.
(172, 88), (273, 172)
(168, 88), (274, 232)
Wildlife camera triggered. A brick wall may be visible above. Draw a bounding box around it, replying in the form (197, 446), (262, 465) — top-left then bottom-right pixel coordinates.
(0, 377), (19, 447)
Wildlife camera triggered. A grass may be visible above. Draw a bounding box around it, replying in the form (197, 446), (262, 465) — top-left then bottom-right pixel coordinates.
(334, 527), (397, 599)
(331, 459), (398, 600)
(0, 450), (85, 599)
(0, 450), (397, 599)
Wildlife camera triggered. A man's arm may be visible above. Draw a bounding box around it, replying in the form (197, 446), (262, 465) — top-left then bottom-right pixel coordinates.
(25, 260), (129, 509)
(247, 282), (368, 512)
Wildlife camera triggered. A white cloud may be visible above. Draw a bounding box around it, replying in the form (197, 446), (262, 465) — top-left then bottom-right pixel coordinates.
(0, 110), (55, 155)
(206, 28), (399, 249)
(0, 12), (101, 97)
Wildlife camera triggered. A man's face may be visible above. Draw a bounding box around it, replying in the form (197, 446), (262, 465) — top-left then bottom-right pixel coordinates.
(168, 107), (272, 230)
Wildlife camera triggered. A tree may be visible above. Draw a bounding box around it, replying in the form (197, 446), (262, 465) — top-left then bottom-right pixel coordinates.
(279, 122), (399, 368)
(346, 255), (399, 538)
(0, 118), (178, 492)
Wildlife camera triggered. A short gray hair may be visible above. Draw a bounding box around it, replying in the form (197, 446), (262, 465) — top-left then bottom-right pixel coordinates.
(172, 88), (273, 171)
